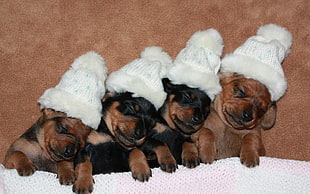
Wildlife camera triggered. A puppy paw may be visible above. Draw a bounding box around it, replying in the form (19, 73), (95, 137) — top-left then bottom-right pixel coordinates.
(199, 147), (216, 164)
(72, 177), (94, 194)
(182, 152), (200, 168)
(240, 151), (260, 168)
(131, 165), (152, 182)
(17, 162), (36, 176)
(58, 169), (76, 185)
(158, 155), (177, 173)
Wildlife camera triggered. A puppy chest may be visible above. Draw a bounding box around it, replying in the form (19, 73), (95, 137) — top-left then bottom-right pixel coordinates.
(215, 132), (242, 159)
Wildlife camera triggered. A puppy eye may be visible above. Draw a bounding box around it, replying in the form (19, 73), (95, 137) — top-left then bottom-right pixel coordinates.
(183, 93), (193, 103)
(56, 123), (68, 134)
(124, 103), (136, 114)
(234, 88), (247, 98)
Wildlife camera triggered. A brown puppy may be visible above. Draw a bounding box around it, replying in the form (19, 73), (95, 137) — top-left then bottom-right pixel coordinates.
(196, 72), (277, 167)
(4, 108), (91, 185)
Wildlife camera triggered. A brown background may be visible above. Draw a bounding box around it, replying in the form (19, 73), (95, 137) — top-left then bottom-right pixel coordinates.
(0, 0), (309, 162)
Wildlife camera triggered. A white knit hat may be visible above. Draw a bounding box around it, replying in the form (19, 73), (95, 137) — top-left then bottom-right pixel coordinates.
(38, 51), (108, 129)
(106, 46), (172, 110)
(221, 24), (293, 101)
(167, 29), (224, 100)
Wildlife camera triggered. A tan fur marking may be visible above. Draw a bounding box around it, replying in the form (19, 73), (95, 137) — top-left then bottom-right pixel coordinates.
(153, 144), (176, 170)
(87, 131), (113, 145)
(57, 160), (75, 185)
(73, 157), (94, 193)
(153, 122), (169, 133)
(129, 149), (151, 182)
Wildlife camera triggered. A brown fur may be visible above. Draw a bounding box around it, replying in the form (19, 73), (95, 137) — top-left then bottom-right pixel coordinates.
(201, 72), (277, 167)
(3, 108), (91, 184)
(153, 145), (177, 172)
(72, 157), (94, 194)
(129, 149), (152, 182)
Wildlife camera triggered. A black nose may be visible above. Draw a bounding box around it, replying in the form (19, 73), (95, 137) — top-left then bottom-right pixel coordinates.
(63, 145), (75, 158)
(241, 110), (253, 122)
(134, 128), (146, 140)
(191, 113), (202, 125)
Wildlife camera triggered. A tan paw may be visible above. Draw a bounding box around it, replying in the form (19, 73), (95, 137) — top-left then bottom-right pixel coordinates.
(17, 162), (36, 176)
(58, 168), (76, 185)
(240, 151), (260, 168)
(182, 151), (200, 168)
(72, 177), (94, 194)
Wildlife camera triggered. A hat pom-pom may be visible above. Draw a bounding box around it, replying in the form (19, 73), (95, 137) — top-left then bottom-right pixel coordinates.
(141, 46), (173, 66)
(186, 28), (223, 56)
(257, 24), (292, 54)
(71, 51), (108, 84)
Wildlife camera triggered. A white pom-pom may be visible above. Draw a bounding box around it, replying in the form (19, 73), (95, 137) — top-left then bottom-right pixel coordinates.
(141, 46), (172, 66)
(71, 51), (108, 84)
(186, 28), (224, 56)
(257, 24), (292, 53)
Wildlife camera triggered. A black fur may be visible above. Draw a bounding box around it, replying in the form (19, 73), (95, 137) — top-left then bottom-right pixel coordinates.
(147, 78), (211, 167)
(74, 92), (159, 174)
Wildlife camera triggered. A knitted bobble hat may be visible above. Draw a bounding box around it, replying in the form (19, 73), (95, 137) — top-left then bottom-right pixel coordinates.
(221, 24), (293, 101)
(38, 51), (108, 129)
(106, 46), (172, 109)
(167, 28), (224, 100)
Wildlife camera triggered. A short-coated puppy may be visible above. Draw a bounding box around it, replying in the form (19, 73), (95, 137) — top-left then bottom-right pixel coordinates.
(3, 109), (91, 185)
(201, 72), (277, 167)
(73, 92), (177, 194)
(146, 78), (212, 169)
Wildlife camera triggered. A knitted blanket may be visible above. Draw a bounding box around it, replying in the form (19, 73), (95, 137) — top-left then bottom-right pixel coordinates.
(1, 157), (309, 194)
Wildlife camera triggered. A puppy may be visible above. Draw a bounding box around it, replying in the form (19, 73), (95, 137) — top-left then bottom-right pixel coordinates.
(73, 92), (177, 194)
(146, 78), (212, 168)
(3, 108), (91, 185)
(198, 72), (277, 167)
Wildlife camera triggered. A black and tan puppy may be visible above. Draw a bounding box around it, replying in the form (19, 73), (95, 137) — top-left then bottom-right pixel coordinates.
(4, 109), (91, 185)
(145, 28), (224, 168)
(4, 51), (108, 185)
(73, 92), (176, 194)
(146, 78), (212, 168)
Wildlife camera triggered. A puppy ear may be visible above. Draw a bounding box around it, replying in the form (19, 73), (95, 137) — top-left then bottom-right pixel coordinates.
(42, 108), (67, 120)
(218, 72), (234, 80)
(102, 91), (114, 102)
(261, 102), (277, 130)
(218, 72), (242, 85)
(162, 78), (174, 93)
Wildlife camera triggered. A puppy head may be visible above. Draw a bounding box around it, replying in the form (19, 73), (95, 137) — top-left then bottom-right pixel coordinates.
(40, 109), (91, 162)
(161, 78), (211, 135)
(102, 92), (156, 149)
(215, 72), (276, 130)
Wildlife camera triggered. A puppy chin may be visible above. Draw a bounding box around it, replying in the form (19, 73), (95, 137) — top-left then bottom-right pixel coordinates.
(115, 133), (146, 149)
(173, 116), (201, 135)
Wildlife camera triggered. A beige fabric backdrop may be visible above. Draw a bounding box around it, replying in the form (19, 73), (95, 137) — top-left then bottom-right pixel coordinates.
(1, 0), (309, 162)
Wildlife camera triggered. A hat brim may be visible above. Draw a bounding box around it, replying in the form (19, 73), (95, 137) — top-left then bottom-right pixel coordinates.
(221, 53), (287, 101)
(38, 88), (102, 129)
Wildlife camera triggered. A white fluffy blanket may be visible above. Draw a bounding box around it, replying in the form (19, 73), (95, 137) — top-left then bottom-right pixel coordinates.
(1, 157), (309, 194)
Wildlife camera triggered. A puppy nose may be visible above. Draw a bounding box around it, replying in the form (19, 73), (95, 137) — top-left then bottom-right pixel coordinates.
(63, 145), (75, 158)
(134, 128), (146, 140)
(241, 110), (253, 122)
(191, 113), (202, 125)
